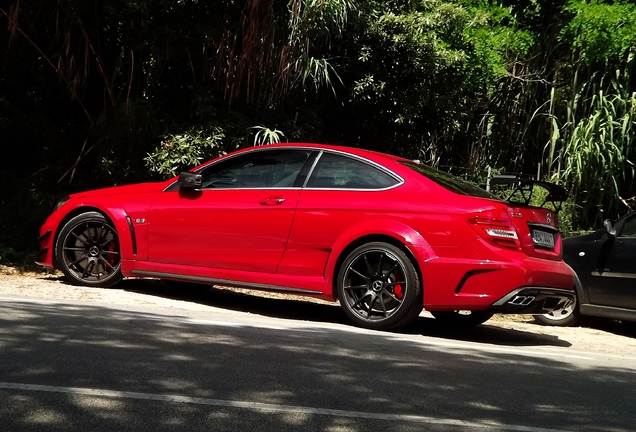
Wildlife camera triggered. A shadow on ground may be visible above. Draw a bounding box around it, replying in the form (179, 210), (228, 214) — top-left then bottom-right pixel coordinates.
(90, 278), (577, 348)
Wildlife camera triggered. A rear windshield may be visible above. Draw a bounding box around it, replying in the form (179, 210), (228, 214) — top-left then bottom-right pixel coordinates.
(400, 161), (496, 199)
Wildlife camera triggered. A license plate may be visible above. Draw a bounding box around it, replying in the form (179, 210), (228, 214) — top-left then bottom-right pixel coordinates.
(532, 229), (555, 249)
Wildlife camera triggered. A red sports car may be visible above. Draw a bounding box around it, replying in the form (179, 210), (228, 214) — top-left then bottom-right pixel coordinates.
(38, 143), (574, 330)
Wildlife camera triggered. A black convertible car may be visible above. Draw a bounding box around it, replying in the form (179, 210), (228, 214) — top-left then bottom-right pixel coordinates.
(536, 212), (636, 331)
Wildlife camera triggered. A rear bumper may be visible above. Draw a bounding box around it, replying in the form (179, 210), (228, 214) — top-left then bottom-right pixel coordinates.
(419, 245), (575, 311)
(488, 287), (576, 314)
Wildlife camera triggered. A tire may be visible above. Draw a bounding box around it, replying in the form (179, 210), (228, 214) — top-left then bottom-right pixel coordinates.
(431, 310), (494, 327)
(336, 242), (422, 330)
(55, 211), (123, 287)
(533, 295), (580, 327)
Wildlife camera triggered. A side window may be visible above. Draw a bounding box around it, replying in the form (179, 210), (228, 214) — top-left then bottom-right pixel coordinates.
(620, 215), (636, 237)
(198, 149), (311, 189)
(306, 152), (399, 189)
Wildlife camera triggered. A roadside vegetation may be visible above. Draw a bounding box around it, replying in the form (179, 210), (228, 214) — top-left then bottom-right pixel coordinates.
(1, 0), (635, 265)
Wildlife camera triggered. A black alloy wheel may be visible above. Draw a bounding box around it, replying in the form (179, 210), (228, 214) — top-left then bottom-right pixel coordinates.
(337, 242), (422, 330)
(56, 211), (123, 287)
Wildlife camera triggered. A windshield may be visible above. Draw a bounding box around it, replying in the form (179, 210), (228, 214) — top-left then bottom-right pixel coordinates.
(400, 161), (496, 199)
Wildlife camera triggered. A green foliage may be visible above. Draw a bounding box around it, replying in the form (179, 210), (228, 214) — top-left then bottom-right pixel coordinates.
(251, 126), (286, 146)
(554, 87), (636, 224)
(544, 1), (636, 226)
(5, 0), (636, 258)
(563, 1), (636, 64)
(145, 126), (225, 179)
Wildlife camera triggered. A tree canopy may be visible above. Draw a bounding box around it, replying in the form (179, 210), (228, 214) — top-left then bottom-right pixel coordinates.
(1, 0), (635, 260)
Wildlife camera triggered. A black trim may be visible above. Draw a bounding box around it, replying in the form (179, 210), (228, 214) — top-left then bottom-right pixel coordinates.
(579, 304), (636, 322)
(591, 271), (636, 279)
(130, 270), (323, 295)
(454, 269), (499, 294)
(38, 230), (52, 242)
(126, 216), (137, 255)
(489, 287), (576, 314)
(293, 151), (319, 187)
(490, 175), (567, 211)
(37, 247), (48, 256)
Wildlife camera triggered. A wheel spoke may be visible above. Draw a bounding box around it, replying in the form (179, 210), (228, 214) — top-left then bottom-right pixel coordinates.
(64, 247), (87, 252)
(363, 255), (375, 276)
(99, 257), (116, 272)
(101, 250), (119, 256)
(376, 253), (384, 275)
(71, 232), (89, 246)
(81, 261), (94, 278)
(351, 291), (372, 309)
(349, 267), (370, 281)
(381, 263), (399, 281)
(69, 254), (88, 266)
(366, 294), (379, 318)
(97, 225), (107, 244)
(344, 283), (371, 291)
(382, 289), (401, 303)
(377, 293), (388, 317)
(86, 223), (95, 242)
(100, 237), (115, 248)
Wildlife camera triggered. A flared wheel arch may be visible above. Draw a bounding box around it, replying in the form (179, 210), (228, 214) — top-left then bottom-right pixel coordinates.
(332, 235), (424, 301)
(54, 207), (127, 269)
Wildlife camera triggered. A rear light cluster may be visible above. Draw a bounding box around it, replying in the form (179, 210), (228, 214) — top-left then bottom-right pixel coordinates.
(468, 209), (521, 250)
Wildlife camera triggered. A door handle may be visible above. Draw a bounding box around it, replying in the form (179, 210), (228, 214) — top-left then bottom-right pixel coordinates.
(259, 197), (286, 205)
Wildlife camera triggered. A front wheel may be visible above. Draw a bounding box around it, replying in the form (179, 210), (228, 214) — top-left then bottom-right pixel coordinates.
(55, 211), (123, 287)
(337, 242), (422, 330)
(431, 310), (494, 327)
(533, 295), (580, 327)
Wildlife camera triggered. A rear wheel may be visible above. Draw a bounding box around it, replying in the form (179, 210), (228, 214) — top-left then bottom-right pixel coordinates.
(431, 310), (494, 327)
(533, 295), (580, 327)
(55, 212), (122, 287)
(337, 242), (422, 330)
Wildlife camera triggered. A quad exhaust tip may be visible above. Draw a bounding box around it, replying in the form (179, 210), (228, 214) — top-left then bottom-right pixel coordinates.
(508, 295), (536, 306)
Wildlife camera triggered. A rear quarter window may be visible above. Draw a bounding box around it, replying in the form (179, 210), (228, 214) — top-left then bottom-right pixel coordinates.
(307, 152), (400, 189)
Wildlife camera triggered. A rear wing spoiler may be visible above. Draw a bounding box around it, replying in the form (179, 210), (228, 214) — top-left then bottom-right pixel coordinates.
(489, 175), (567, 212)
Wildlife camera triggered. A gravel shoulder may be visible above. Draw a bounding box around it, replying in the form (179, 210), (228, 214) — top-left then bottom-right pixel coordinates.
(2, 265), (635, 356)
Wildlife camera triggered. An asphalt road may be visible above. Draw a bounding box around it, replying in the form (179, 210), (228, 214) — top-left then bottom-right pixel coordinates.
(0, 277), (635, 431)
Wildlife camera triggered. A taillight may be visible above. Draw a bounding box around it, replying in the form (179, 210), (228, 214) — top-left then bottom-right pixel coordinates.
(468, 209), (521, 250)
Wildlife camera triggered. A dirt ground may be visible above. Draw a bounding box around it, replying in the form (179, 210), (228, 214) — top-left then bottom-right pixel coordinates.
(2, 264), (635, 355)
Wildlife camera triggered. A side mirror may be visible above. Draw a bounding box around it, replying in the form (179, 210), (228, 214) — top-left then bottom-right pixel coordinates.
(603, 219), (616, 237)
(178, 172), (202, 191)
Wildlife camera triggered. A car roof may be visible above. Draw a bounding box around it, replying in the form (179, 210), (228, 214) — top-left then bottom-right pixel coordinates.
(230, 143), (409, 164)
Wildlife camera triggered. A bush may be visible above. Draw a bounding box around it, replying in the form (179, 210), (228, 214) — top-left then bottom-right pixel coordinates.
(145, 126), (225, 179)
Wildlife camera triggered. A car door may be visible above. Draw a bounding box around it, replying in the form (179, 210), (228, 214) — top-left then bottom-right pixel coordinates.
(146, 148), (312, 273)
(587, 213), (636, 309)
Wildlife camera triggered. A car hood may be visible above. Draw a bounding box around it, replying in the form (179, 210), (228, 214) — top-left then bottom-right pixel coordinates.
(69, 182), (161, 199)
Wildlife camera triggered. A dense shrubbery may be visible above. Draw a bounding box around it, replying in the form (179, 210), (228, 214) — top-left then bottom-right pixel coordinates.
(1, 0), (635, 260)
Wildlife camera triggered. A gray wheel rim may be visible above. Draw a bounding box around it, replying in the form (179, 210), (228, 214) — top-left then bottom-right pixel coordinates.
(541, 297), (576, 321)
(61, 220), (121, 283)
(341, 249), (407, 323)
